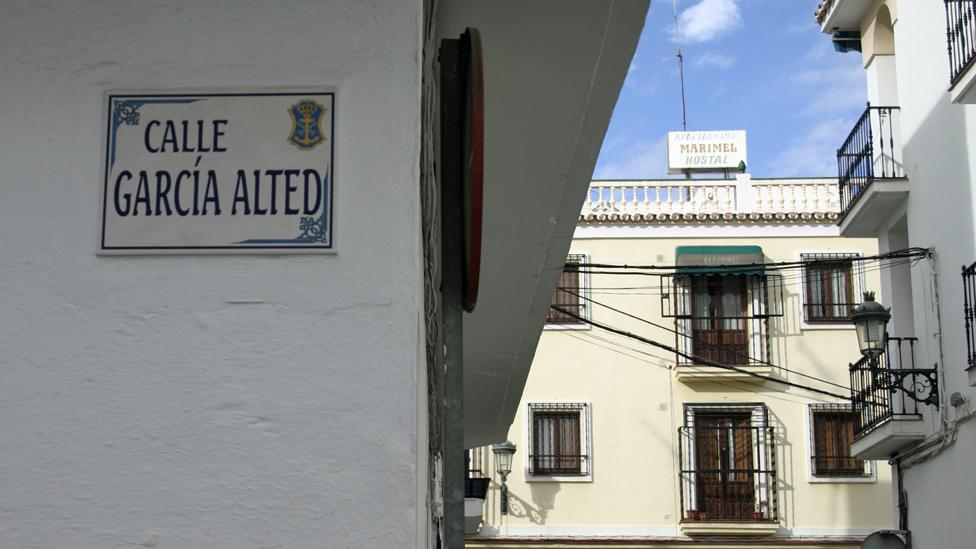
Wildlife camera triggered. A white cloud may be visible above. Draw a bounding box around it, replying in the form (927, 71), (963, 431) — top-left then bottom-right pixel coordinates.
(692, 52), (737, 70)
(679, 0), (742, 43)
(594, 136), (670, 179)
(791, 63), (866, 117)
(766, 117), (852, 177)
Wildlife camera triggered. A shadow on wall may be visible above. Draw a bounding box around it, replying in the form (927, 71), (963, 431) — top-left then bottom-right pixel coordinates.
(901, 86), (975, 389)
(769, 411), (795, 529)
(505, 482), (562, 525)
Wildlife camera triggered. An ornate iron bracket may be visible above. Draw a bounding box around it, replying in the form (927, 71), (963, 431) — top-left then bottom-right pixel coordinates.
(870, 364), (940, 408)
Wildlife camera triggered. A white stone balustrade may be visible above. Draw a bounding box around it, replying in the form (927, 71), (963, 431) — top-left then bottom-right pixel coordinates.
(581, 176), (840, 222)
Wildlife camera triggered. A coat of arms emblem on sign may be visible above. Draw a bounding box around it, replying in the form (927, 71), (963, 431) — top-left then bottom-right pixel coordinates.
(288, 99), (326, 150)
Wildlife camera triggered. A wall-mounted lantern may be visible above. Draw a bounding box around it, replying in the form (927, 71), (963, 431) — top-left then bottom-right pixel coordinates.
(852, 291), (891, 362)
(491, 441), (516, 515)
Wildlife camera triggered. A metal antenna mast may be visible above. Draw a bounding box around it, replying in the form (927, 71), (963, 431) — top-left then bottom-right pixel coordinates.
(672, 0), (688, 131)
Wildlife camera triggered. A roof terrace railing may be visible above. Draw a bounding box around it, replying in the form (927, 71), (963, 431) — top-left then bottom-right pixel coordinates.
(581, 179), (839, 221)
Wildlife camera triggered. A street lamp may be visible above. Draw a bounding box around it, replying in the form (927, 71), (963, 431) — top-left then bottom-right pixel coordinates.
(491, 441), (516, 515)
(851, 291), (891, 362)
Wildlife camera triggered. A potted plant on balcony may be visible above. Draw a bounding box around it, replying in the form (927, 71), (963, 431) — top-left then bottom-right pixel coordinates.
(753, 502), (768, 521)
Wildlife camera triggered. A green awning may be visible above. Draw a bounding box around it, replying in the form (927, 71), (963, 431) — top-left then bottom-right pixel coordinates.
(675, 245), (765, 275)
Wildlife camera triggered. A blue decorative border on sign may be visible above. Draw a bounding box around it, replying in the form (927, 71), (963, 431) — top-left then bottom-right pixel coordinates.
(100, 92), (336, 252)
(237, 167), (331, 245)
(110, 98), (200, 168)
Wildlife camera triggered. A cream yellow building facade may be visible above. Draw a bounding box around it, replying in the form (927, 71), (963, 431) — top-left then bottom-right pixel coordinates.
(467, 175), (894, 548)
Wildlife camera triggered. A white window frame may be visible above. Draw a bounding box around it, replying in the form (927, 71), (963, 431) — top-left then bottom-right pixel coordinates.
(798, 251), (865, 331)
(524, 402), (592, 482)
(805, 403), (875, 484)
(544, 253), (591, 331)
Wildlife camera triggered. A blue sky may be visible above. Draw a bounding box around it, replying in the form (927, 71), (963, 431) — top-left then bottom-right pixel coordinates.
(594, 0), (868, 179)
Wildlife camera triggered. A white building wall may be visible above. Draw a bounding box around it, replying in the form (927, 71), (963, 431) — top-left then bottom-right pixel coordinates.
(0, 1), (425, 548)
(884, 0), (976, 545)
(890, 0), (974, 396)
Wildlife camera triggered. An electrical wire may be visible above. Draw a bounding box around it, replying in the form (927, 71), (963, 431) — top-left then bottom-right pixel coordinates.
(556, 329), (839, 406)
(557, 286), (852, 391)
(573, 247), (931, 273)
(548, 304), (850, 400)
(572, 256), (916, 297)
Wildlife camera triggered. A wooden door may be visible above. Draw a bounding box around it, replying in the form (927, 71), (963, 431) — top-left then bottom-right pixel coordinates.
(692, 276), (749, 365)
(694, 413), (755, 521)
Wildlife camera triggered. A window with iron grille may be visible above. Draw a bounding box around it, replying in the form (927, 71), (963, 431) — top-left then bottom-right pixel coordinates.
(660, 273), (784, 367)
(546, 254), (588, 325)
(809, 404), (870, 479)
(801, 253), (862, 323)
(678, 404), (776, 522)
(527, 402), (590, 478)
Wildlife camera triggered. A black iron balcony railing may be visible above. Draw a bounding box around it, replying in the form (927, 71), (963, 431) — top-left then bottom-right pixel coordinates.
(678, 426), (777, 522)
(947, 1), (976, 86)
(849, 337), (939, 438)
(963, 261), (976, 369)
(837, 104), (903, 217)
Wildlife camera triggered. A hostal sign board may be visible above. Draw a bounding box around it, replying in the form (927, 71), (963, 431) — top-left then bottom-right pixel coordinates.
(667, 130), (746, 174)
(100, 92), (335, 253)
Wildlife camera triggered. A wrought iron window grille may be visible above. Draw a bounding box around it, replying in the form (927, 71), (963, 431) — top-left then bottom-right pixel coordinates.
(801, 253), (864, 323)
(678, 404), (777, 522)
(527, 402), (590, 476)
(661, 274), (784, 367)
(808, 403), (869, 478)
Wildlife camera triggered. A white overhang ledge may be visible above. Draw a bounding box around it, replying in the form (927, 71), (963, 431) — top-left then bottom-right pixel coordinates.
(436, 0), (650, 447)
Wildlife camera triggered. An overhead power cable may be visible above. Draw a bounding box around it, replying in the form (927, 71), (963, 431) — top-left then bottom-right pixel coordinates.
(556, 329), (838, 405)
(556, 287), (851, 391)
(574, 247), (932, 273)
(548, 304), (850, 400)
(570, 256), (918, 296)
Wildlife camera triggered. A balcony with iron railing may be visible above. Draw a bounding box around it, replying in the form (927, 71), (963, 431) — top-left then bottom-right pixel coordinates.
(677, 424), (779, 536)
(835, 104), (908, 237)
(580, 176), (840, 225)
(963, 261), (976, 383)
(848, 336), (939, 459)
(947, 1), (976, 103)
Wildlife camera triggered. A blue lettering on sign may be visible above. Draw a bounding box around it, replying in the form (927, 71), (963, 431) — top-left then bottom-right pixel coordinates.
(143, 119), (228, 153)
(112, 167), (326, 219)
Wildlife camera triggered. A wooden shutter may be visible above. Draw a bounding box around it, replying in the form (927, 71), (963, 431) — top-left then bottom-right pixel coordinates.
(804, 256), (855, 322)
(547, 262), (581, 323)
(533, 411), (581, 474)
(813, 410), (864, 476)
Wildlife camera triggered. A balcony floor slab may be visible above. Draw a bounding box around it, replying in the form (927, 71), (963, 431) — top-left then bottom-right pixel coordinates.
(680, 521), (780, 537)
(851, 415), (929, 460)
(838, 178), (908, 237)
(676, 364), (775, 383)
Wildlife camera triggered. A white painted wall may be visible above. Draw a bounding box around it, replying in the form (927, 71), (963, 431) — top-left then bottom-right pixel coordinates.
(895, 1), (976, 404)
(881, 1), (976, 545)
(0, 1), (425, 547)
